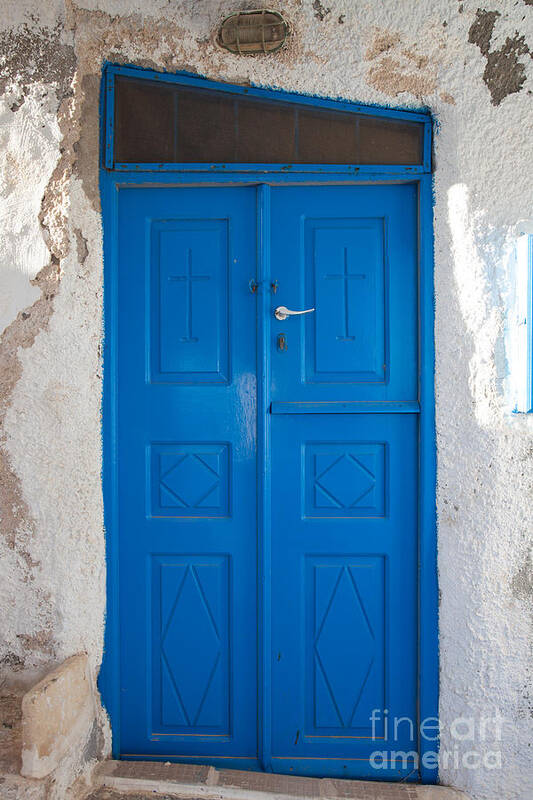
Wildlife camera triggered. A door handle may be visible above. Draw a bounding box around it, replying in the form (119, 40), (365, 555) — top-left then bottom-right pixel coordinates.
(274, 305), (315, 321)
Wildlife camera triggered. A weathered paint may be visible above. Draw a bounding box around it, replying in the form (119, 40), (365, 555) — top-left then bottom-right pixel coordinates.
(0, 1), (532, 798)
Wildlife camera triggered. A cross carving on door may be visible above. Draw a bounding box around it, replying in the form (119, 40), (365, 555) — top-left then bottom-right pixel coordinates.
(169, 248), (210, 342)
(326, 247), (366, 342)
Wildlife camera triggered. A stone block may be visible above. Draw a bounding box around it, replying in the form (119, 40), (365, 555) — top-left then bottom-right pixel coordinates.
(20, 654), (95, 779)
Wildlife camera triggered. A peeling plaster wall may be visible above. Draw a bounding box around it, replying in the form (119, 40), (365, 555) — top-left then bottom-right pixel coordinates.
(0, 2), (532, 799)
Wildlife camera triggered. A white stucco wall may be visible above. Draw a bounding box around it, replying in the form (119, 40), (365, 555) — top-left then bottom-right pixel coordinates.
(0, 2), (532, 799)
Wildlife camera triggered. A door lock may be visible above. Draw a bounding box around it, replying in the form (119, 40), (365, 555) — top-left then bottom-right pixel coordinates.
(277, 333), (288, 352)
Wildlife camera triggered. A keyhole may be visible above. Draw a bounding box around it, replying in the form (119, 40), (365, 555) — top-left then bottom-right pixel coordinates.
(277, 333), (288, 352)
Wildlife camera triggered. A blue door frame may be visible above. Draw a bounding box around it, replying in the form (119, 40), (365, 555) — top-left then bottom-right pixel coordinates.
(99, 65), (438, 783)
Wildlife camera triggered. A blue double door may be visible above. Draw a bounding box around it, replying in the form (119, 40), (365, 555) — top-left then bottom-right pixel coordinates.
(116, 183), (419, 778)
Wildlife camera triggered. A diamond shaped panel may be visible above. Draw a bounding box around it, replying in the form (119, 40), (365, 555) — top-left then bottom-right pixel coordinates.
(150, 443), (230, 517)
(160, 454), (219, 508)
(162, 566), (220, 726)
(315, 566), (374, 728)
(304, 443), (386, 517)
(305, 557), (386, 738)
(316, 454), (375, 508)
(152, 555), (230, 735)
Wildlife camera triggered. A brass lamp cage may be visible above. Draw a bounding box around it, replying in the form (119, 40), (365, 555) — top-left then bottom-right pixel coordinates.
(218, 9), (289, 55)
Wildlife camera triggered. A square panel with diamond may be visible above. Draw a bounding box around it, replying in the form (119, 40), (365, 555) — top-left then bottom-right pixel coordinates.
(304, 442), (386, 517)
(150, 443), (230, 517)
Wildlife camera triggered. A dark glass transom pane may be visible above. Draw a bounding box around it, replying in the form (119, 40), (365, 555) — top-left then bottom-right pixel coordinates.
(113, 76), (424, 165)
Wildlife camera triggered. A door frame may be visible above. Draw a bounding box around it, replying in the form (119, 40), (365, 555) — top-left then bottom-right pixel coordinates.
(98, 65), (438, 783)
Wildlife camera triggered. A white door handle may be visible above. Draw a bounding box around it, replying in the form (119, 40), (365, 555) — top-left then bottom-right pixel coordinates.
(274, 305), (315, 321)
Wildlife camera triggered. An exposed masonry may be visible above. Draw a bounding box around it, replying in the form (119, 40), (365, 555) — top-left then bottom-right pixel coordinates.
(468, 8), (533, 105)
(0, 146), (68, 669)
(0, 22), (76, 97)
(0, 2), (532, 799)
(0, 16), (82, 675)
(313, 1), (332, 22)
(366, 38), (438, 99)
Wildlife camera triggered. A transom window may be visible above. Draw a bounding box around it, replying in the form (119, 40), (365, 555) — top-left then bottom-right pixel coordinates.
(108, 71), (427, 168)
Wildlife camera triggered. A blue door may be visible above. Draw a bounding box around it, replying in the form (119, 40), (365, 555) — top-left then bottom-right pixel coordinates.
(115, 183), (419, 778)
(117, 186), (259, 767)
(269, 185), (418, 779)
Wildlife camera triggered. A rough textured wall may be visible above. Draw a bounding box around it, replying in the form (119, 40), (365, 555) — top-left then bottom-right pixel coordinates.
(0, 1), (532, 798)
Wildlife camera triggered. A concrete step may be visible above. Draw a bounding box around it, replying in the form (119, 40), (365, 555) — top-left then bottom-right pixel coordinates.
(93, 761), (471, 800)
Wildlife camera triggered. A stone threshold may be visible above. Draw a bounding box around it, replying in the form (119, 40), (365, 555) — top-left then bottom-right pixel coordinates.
(94, 761), (471, 800)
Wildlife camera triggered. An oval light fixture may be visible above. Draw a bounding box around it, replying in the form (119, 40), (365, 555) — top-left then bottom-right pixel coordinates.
(218, 9), (289, 55)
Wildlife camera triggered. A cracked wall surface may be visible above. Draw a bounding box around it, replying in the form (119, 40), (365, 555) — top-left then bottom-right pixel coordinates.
(0, 2), (532, 799)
